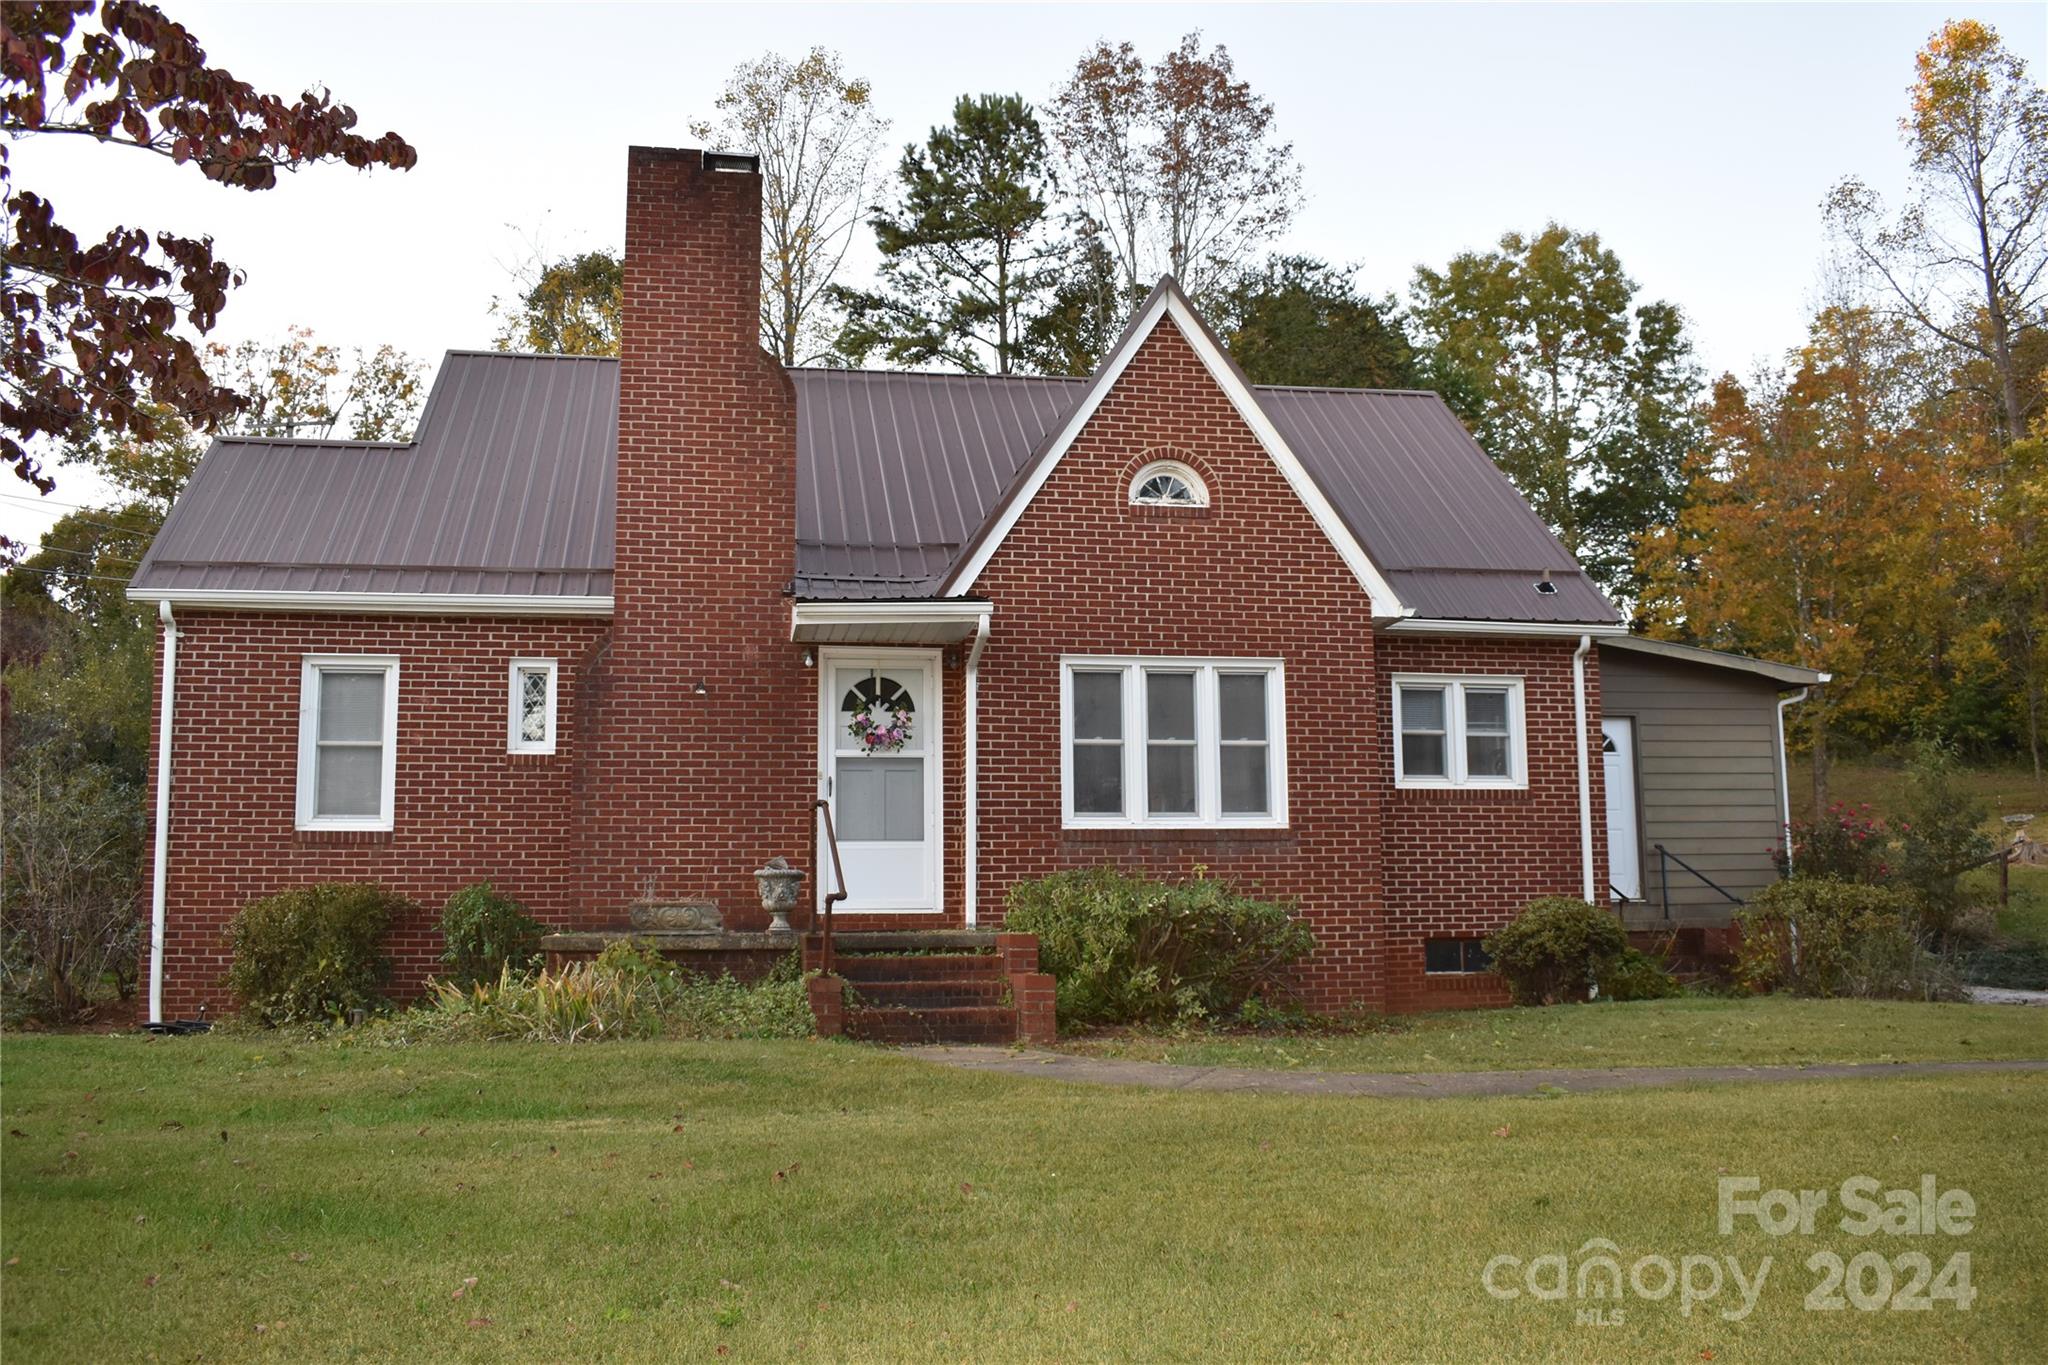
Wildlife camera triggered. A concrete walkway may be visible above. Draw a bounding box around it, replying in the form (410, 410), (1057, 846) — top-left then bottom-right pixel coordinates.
(909, 1047), (2048, 1099)
(1966, 986), (2048, 1007)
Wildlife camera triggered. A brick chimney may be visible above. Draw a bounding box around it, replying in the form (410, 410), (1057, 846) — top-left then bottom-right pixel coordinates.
(579, 146), (807, 927)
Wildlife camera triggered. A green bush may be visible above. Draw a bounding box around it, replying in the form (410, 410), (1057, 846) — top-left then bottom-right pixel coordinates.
(1003, 867), (1314, 1026)
(389, 945), (814, 1044)
(438, 883), (546, 987)
(1736, 878), (1962, 1000)
(1894, 743), (1995, 947)
(226, 883), (403, 1025)
(1483, 897), (1628, 1005)
(1599, 946), (1684, 1002)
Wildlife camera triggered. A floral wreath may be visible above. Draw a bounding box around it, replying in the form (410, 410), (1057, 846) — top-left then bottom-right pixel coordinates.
(848, 696), (913, 754)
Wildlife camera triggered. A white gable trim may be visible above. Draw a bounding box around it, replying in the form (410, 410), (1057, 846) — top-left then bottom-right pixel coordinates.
(941, 284), (1410, 619)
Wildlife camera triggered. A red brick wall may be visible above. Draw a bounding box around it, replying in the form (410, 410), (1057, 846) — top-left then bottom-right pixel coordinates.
(1376, 636), (1606, 1011)
(141, 612), (609, 1017)
(577, 146), (815, 932)
(971, 318), (1390, 1013)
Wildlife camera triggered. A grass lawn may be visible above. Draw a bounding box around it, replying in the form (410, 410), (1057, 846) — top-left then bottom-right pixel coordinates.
(1057, 996), (2048, 1073)
(1795, 754), (2044, 829)
(2, 1032), (2044, 1363)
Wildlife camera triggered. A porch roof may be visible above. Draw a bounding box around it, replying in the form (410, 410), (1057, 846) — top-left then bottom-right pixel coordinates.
(789, 598), (992, 645)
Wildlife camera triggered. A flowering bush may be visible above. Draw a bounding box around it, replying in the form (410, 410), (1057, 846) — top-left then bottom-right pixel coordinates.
(1774, 802), (1892, 883)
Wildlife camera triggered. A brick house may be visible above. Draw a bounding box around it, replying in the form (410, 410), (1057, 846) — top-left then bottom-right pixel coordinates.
(128, 146), (1822, 1030)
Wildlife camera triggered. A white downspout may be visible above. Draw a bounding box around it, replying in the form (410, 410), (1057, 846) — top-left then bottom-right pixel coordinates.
(1774, 687), (1810, 874)
(1573, 634), (1595, 903)
(148, 600), (179, 1025)
(962, 612), (990, 927)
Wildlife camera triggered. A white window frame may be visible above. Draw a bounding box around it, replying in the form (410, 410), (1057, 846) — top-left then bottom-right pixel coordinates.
(1060, 657), (1287, 830)
(295, 655), (400, 831)
(1391, 674), (1528, 790)
(1127, 459), (1210, 508)
(508, 658), (559, 755)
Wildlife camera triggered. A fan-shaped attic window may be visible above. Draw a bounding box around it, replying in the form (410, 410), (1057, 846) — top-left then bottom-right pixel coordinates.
(1128, 461), (1209, 508)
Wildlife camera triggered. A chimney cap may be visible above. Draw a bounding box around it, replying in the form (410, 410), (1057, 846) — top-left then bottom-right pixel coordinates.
(702, 150), (759, 175)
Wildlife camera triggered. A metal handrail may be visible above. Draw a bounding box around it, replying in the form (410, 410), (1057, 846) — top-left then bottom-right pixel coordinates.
(813, 799), (848, 976)
(1654, 843), (1745, 921)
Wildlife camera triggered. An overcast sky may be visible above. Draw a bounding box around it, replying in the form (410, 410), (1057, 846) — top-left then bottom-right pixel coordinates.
(5, 1), (2044, 547)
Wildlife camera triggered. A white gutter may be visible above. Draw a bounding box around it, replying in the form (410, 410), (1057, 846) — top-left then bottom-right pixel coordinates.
(148, 600), (179, 1025)
(1774, 687), (1812, 873)
(1573, 633), (1595, 902)
(1385, 618), (1630, 639)
(126, 588), (613, 617)
(962, 612), (991, 927)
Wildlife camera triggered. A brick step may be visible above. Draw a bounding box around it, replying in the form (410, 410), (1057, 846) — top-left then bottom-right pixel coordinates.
(850, 978), (1009, 1010)
(833, 954), (1004, 983)
(845, 1004), (1019, 1045)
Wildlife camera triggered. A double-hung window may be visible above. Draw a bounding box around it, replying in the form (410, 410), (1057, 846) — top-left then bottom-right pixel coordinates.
(1062, 658), (1286, 828)
(1392, 675), (1527, 789)
(509, 659), (558, 754)
(296, 656), (399, 830)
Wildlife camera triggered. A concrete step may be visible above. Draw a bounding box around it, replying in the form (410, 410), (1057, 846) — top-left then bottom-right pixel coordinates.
(834, 953), (1004, 984)
(845, 1004), (1019, 1045)
(851, 978), (1009, 1010)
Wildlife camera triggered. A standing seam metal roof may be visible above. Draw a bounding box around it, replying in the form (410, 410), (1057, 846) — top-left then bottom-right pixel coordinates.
(134, 339), (1617, 625)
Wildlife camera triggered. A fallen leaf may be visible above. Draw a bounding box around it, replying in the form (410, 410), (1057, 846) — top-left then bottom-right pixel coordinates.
(1492, 1125), (1512, 1138)
(452, 1276), (478, 1301)
(62, 1150), (78, 1160)
(289, 1252), (311, 1264)
(143, 1274), (158, 1287)
(1064, 1300), (1078, 1313)
(4, 1257), (16, 1267)
(960, 1182), (975, 1196)
(158, 1121), (182, 1132)
(467, 1317), (493, 1329)
(133, 1214), (147, 1224)
(8, 1129), (26, 1138)
(673, 1124), (685, 1134)
(715, 1346), (730, 1357)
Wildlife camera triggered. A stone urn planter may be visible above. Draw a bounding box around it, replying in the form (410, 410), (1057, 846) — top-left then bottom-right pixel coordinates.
(754, 857), (805, 934)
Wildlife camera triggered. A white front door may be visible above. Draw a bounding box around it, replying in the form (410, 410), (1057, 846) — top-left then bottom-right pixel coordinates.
(820, 652), (941, 913)
(1602, 717), (1641, 901)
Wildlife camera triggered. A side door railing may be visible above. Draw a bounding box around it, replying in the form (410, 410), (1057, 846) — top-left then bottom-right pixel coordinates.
(813, 798), (848, 975)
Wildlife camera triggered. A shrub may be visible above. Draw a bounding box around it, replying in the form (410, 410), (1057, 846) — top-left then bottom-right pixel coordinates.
(1894, 743), (1995, 947)
(1735, 879), (1961, 1000)
(226, 883), (403, 1025)
(1599, 946), (1684, 1002)
(1777, 803), (1892, 883)
(393, 945), (813, 1043)
(438, 883), (546, 987)
(0, 743), (145, 1024)
(1483, 897), (1628, 1005)
(1003, 867), (1314, 1026)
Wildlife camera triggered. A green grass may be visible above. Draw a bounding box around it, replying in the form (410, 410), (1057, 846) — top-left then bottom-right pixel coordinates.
(1795, 754), (2045, 828)
(2, 1035), (2043, 1362)
(1059, 996), (2048, 1073)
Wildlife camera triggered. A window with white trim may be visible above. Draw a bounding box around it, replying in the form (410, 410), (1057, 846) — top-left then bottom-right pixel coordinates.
(509, 658), (558, 754)
(296, 656), (399, 830)
(1062, 659), (1286, 827)
(1392, 675), (1527, 789)
(1127, 460), (1208, 507)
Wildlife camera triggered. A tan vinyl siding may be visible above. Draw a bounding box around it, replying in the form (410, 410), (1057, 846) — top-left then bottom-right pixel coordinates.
(1600, 647), (1793, 926)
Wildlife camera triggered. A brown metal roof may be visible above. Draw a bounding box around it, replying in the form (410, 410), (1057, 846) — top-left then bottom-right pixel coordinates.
(131, 351), (616, 598)
(135, 323), (1616, 624)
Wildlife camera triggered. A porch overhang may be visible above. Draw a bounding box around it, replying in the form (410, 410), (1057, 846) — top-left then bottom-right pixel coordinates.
(790, 598), (993, 645)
